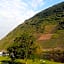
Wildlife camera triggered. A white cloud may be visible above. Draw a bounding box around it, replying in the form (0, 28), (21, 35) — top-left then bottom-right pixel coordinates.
(25, 0), (44, 10)
(31, 0), (44, 8)
(0, 0), (45, 39)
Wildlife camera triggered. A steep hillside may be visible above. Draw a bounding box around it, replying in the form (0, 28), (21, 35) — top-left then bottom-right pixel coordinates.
(0, 2), (64, 50)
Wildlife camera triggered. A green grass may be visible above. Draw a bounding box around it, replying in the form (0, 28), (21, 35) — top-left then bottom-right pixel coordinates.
(0, 56), (11, 64)
(0, 56), (10, 61)
(15, 59), (64, 64)
(0, 56), (63, 64)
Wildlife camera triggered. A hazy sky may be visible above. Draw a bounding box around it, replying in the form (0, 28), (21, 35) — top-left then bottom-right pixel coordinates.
(0, 0), (63, 39)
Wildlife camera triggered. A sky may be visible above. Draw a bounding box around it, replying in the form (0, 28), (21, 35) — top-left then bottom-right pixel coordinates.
(0, 0), (64, 39)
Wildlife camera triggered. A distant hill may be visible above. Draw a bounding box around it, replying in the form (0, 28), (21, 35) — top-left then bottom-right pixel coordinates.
(0, 2), (64, 51)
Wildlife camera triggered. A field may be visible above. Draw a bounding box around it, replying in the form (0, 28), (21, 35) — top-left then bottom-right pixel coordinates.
(0, 56), (64, 64)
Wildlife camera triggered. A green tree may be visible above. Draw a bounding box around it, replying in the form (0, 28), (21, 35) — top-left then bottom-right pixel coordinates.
(7, 33), (37, 60)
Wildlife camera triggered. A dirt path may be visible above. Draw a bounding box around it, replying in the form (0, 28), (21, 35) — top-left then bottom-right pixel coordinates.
(38, 34), (53, 41)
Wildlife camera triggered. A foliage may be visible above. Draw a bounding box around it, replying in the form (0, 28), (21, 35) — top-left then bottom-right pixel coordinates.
(7, 33), (37, 60)
(41, 50), (64, 63)
(0, 3), (64, 62)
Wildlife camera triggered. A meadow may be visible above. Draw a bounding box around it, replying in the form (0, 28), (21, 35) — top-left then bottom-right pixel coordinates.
(0, 56), (63, 64)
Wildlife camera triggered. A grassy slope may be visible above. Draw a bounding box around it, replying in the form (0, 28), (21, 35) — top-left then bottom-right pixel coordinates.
(0, 2), (64, 50)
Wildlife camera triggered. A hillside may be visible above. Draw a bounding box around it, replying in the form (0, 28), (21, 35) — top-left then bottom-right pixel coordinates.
(0, 2), (64, 51)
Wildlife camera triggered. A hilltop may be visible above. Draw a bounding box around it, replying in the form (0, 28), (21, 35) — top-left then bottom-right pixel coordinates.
(0, 2), (64, 50)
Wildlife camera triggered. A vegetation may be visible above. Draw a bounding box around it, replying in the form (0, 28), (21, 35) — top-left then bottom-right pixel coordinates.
(0, 2), (64, 50)
(41, 50), (64, 63)
(7, 33), (38, 60)
(0, 56), (63, 64)
(0, 2), (64, 63)
(0, 56), (10, 61)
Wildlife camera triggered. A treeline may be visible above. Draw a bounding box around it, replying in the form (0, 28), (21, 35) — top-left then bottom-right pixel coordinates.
(7, 33), (39, 60)
(41, 50), (64, 63)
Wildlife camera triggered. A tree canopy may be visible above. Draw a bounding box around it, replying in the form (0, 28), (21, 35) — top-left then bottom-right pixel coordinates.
(7, 33), (37, 60)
